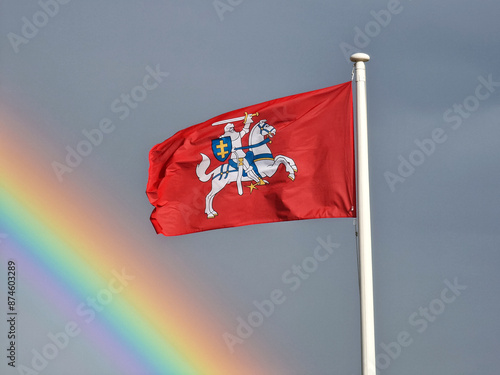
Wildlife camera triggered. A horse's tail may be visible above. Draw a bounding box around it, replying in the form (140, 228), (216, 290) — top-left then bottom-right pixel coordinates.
(196, 153), (214, 182)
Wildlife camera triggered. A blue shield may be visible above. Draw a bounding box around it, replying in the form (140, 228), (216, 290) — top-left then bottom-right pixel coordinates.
(212, 136), (232, 162)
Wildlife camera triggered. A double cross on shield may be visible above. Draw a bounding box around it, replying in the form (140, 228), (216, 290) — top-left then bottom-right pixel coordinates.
(211, 136), (232, 162)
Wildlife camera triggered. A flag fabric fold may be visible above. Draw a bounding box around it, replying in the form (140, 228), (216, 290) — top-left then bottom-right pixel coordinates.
(147, 81), (355, 236)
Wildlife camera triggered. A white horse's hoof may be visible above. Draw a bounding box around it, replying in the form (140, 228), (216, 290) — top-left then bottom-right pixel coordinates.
(207, 214), (216, 219)
(292, 167), (298, 172)
(288, 175), (295, 181)
(258, 178), (269, 185)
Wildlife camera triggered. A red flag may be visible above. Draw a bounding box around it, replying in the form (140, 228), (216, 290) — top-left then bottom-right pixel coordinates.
(147, 81), (355, 236)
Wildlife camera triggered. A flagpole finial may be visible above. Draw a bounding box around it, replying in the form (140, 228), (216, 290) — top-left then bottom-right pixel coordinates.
(350, 53), (370, 62)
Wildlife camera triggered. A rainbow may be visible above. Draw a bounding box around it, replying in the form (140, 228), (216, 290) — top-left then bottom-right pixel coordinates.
(0, 109), (276, 374)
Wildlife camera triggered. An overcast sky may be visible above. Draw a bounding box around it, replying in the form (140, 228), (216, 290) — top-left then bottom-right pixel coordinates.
(1, 1), (499, 374)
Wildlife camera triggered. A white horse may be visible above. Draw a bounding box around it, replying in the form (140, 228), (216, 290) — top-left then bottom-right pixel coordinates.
(196, 121), (298, 218)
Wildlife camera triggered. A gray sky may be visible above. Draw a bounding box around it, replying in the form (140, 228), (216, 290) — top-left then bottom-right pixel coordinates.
(1, 1), (499, 374)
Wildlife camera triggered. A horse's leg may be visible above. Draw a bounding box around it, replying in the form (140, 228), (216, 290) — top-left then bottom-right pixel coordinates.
(281, 155), (298, 173)
(206, 172), (237, 218)
(205, 192), (214, 217)
(273, 155), (297, 180)
(204, 169), (217, 217)
(257, 160), (278, 178)
(275, 155), (297, 173)
(206, 180), (224, 218)
(205, 187), (216, 217)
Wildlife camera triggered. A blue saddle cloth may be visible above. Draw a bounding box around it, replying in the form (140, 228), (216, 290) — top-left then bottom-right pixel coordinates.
(228, 151), (260, 178)
(215, 152), (273, 180)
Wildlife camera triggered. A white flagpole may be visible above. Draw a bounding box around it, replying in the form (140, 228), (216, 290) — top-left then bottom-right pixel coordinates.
(350, 53), (376, 375)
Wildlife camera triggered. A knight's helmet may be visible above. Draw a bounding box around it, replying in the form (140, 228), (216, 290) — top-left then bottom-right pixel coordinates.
(224, 123), (235, 133)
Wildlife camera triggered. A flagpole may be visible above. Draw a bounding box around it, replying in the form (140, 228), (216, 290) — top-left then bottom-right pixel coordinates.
(350, 53), (376, 375)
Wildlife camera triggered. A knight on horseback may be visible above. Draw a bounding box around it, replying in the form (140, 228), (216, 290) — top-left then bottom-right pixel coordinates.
(196, 117), (297, 218)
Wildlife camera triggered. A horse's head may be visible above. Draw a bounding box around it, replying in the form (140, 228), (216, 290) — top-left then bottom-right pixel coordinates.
(253, 120), (276, 141)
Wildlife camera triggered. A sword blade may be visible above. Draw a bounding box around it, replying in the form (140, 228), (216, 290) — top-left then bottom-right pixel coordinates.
(211, 116), (246, 126)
